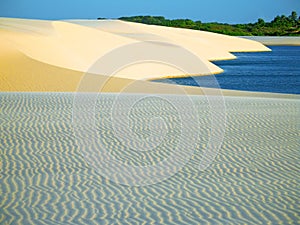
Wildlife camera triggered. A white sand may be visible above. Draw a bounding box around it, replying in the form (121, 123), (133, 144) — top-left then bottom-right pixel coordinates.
(1, 19), (299, 224)
(0, 18), (297, 100)
(1, 17), (271, 83)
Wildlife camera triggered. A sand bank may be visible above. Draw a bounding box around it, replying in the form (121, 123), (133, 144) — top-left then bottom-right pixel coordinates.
(0, 34), (297, 99)
(241, 36), (300, 46)
(1, 18), (297, 99)
(1, 17), (272, 85)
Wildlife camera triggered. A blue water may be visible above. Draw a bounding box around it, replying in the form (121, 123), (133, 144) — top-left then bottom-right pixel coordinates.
(155, 46), (300, 94)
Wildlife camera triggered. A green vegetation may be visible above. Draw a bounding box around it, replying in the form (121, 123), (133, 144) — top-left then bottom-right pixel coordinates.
(116, 11), (300, 36)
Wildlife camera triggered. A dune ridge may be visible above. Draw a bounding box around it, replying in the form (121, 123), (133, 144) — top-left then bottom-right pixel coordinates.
(1, 17), (272, 91)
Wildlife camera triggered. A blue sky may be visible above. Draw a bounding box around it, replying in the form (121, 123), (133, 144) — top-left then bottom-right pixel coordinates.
(1, 0), (299, 24)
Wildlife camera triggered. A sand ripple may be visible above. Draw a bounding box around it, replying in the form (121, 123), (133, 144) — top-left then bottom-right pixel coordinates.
(1, 93), (299, 224)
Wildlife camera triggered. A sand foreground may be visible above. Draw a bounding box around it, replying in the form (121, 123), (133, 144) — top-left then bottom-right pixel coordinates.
(1, 93), (299, 224)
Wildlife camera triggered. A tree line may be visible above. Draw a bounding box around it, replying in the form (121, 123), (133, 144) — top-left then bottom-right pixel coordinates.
(110, 12), (300, 36)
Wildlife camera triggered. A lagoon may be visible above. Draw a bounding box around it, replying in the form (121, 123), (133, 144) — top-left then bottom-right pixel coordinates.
(155, 46), (300, 94)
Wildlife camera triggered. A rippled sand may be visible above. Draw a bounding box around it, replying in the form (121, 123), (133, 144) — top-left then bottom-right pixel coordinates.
(1, 93), (299, 224)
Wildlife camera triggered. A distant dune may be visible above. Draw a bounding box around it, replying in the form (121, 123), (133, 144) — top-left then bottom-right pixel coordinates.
(0, 17), (272, 93)
(241, 36), (300, 46)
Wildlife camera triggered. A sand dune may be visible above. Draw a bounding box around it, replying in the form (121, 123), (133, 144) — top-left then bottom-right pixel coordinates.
(1, 17), (271, 87)
(119, 20), (270, 52)
(0, 33), (297, 100)
(1, 19), (137, 73)
(69, 20), (237, 61)
(1, 17), (299, 225)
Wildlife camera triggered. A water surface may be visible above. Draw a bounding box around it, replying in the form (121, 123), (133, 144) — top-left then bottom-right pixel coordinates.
(155, 46), (300, 94)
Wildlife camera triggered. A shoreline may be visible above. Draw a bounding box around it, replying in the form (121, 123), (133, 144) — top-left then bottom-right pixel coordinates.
(0, 18), (269, 81)
(0, 18), (297, 98)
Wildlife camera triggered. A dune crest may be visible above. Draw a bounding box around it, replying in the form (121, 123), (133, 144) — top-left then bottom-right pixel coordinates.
(0, 17), (271, 91)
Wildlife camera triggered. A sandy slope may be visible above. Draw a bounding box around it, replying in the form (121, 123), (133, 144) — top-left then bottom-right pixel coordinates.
(0, 32), (297, 99)
(0, 17), (272, 88)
